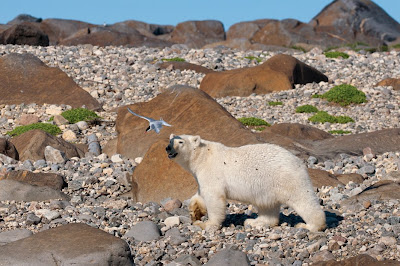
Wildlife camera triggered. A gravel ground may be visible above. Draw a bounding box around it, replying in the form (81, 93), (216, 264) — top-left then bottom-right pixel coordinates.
(0, 44), (399, 265)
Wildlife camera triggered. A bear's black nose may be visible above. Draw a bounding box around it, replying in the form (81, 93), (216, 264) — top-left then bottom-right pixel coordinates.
(166, 145), (171, 152)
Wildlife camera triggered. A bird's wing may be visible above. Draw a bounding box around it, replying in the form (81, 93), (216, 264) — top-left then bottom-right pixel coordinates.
(127, 107), (154, 122)
(160, 118), (172, 127)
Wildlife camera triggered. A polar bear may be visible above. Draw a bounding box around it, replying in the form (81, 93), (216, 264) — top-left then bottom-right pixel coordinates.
(166, 134), (326, 232)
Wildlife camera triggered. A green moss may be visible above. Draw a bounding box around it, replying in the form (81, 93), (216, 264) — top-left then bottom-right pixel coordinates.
(308, 111), (354, 124)
(321, 84), (366, 106)
(311, 94), (323, 99)
(268, 101), (283, 106)
(7, 123), (61, 137)
(324, 51), (350, 59)
(161, 57), (185, 62)
(329, 130), (351, 134)
(61, 108), (99, 124)
(296, 105), (318, 113)
(254, 126), (267, 131)
(238, 117), (270, 127)
(244, 56), (263, 63)
(290, 45), (306, 53)
(391, 44), (400, 49)
(48, 116), (54, 121)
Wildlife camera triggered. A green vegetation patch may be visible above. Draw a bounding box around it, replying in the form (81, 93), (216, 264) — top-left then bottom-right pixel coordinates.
(308, 111), (354, 124)
(320, 84), (366, 106)
(161, 57), (186, 62)
(329, 130), (351, 134)
(268, 101), (283, 106)
(61, 108), (99, 124)
(290, 45), (307, 53)
(244, 56), (263, 63)
(7, 123), (61, 137)
(238, 117), (270, 127)
(391, 44), (400, 49)
(324, 51), (350, 59)
(296, 105), (318, 113)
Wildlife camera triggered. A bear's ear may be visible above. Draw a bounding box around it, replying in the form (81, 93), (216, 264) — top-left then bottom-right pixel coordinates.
(191, 135), (201, 147)
(170, 134), (175, 140)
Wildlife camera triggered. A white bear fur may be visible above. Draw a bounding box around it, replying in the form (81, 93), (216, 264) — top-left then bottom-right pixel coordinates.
(167, 134), (326, 232)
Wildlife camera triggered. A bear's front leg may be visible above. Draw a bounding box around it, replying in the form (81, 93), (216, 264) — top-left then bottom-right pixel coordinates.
(193, 193), (226, 230)
(189, 193), (207, 222)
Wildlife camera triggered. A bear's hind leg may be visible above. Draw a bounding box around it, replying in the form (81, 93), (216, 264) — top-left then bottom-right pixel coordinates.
(189, 193), (207, 222)
(244, 204), (280, 228)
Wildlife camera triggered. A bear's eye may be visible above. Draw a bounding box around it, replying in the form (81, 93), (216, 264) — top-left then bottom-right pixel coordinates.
(178, 141), (184, 144)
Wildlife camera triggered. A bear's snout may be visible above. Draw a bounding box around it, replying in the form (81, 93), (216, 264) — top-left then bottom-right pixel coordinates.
(166, 143), (178, 159)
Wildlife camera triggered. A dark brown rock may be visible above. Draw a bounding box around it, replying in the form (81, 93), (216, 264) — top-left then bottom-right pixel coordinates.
(343, 180), (400, 205)
(312, 254), (400, 266)
(0, 53), (101, 110)
(0, 223), (134, 265)
(10, 129), (84, 162)
(0, 138), (18, 160)
(336, 173), (364, 185)
(60, 26), (173, 48)
(308, 169), (343, 188)
(158, 61), (213, 74)
(0, 179), (69, 202)
(310, 128), (400, 161)
(7, 14), (42, 25)
(200, 54), (328, 97)
(0, 170), (66, 190)
(110, 20), (174, 38)
(375, 78), (400, 90)
(310, 0), (400, 46)
(262, 123), (333, 142)
(0, 22), (49, 46)
(132, 139), (198, 203)
(170, 20), (225, 49)
(116, 85), (263, 160)
(39, 18), (93, 45)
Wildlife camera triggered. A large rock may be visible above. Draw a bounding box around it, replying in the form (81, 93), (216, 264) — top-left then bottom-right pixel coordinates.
(39, 18), (93, 45)
(262, 123), (333, 142)
(158, 61), (213, 74)
(342, 180), (400, 208)
(200, 54), (328, 97)
(310, 128), (400, 161)
(110, 20), (174, 39)
(312, 254), (400, 266)
(60, 25), (172, 47)
(0, 53), (101, 110)
(7, 14), (42, 25)
(169, 20), (225, 49)
(308, 169), (344, 188)
(116, 85), (263, 160)
(375, 78), (400, 90)
(0, 138), (18, 160)
(10, 129), (84, 162)
(0, 179), (69, 202)
(0, 22), (49, 46)
(0, 229), (33, 246)
(0, 223), (134, 265)
(0, 170), (66, 190)
(310, 0), (400, 46)
(132, 139), (198, 203)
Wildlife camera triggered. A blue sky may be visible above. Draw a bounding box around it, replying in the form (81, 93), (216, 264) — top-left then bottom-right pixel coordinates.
(1, 0), (399, 30)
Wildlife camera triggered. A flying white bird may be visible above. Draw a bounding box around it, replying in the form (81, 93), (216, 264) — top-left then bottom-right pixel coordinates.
(127, 107), (172, 134)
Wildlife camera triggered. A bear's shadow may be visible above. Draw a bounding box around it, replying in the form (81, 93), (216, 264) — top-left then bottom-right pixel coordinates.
(222, 211), (342, 229)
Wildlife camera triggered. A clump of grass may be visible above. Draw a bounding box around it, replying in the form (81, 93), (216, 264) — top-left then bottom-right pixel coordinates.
(238, 117), (270, 126)
(311, 94), (323, 99)
(296, 105), (318, 113)
(329, 130), (351, 134)
(308, 111), (354, 124)
(320, 84), (366, 106)
(324, 51), (350, 59)
(61, 108), (99, 124)
(391, 44), (400, 49)
(268, 101), (283, 106)
(244, 56), (263, 63)
(254, 127), (267, 131)
(7, 123), (61, 137)
(161, 57), (185, 62)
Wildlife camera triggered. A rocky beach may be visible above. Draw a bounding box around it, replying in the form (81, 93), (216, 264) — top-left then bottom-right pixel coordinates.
(1, 0), (400, 265)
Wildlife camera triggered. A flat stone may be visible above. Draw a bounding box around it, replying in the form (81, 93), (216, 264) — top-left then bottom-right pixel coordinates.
(124, 221), (160, 242)
(205, 248), (250, 266)
(0, 229), (33, 246)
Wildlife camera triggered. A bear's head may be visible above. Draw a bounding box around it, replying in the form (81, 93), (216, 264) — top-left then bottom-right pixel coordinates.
(166, 134), (202, 163)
